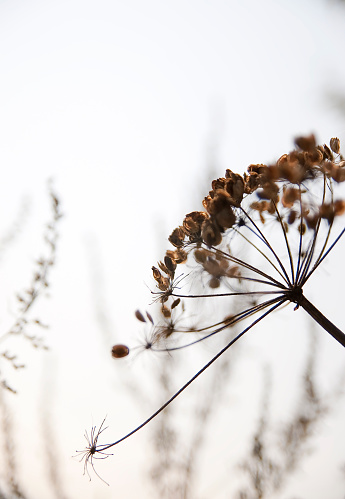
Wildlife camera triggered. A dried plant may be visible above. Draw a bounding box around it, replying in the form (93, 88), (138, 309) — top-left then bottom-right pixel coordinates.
(0, 184), (62, 393)
(236, 330), (344, 499)
(79, 135), (345, 482)
(0, 387), (27, 499)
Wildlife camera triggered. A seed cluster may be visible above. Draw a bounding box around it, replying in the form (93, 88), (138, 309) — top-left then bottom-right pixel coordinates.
(150, 135), (345, 325)
(96, 135), (345, 485)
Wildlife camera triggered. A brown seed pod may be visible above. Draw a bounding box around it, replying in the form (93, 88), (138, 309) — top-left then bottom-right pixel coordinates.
(194, 248), (207, 263)
(168, 227), (185, 247)
(152, 266), (162, 281)
(135, 310), (146, 323)
(282, 186), (301, 208)
(183, 211), (208, 236)
(171, 298), (181, 309)
(287, 210), (297, 225)
(295, 134), (316, 152)
(298, 222), (306, 235)
(209, 277), (220, 288)
(164, 255), (177, 272)
(146, 311), (154, 324)
(161, 305), (171, 318)
(201, 219), (222, 247)
(330, 137), (340, 155)
(111, 344), (130, 359)
(334, 199), (345, 216)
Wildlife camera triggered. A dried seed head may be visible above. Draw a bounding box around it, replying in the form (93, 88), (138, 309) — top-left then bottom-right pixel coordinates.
(194, 248), (207, 263)
(323, 144), (333, 161)
(135, 310), (146, 323)
(257, 181), (279, 201)
(330, 137), (340, 154)
(168, 227), (185, 247)
(281, 186), (301, 208)
(166, 248), (188, 265)
(208, 277), (220, 288)
(287, 210), (298, 225)
(215, 205), (236, 230)
(319, 201), (345, 223)
(111, 344), (130, 358)
(201, 219), (222, 247)
(183, 211), (208, 238)
(171, 298), (181, 309)
(164, 255), (177, 272)
(152, 266), (162, 281)
(298, 222), (306, 235)
(334, 199), (345, 216)
(224, 170), (245, 206)
(295, 134), (316, 152)
(161, 305), (171, 318)
(146, 311), (154, 324)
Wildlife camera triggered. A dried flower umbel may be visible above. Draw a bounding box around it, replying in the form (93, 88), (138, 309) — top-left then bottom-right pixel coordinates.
(79, 135), (345, 482)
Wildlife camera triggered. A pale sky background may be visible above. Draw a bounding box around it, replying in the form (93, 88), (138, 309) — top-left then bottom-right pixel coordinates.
(1, 0), (345, 498)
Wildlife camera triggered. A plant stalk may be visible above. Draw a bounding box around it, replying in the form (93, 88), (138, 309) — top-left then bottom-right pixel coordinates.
(299, 294), (345, 348)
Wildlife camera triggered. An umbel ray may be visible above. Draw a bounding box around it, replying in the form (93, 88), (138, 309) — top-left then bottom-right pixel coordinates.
(76, 135), (345, 483)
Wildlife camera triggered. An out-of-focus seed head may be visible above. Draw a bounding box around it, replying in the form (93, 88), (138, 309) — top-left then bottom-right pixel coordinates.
(201, 219), (222, 247)
(224, 170), (245, 206)
(146, 311), (154, 324)
(164, 255), (177, 272)
(281, 186), (301, 208)
(171, 298), (181, 309)
(166, 248), (188, 265)
(183, 211), (209, 239)
(334, 199), (345, 216)
(111, 344), (130, 359)
(168, 227), (185, 247)
(135, 310), (146, 323)
(161, 305), (171, 318)
(330, 137), (340, 155)
(295, 134), (316, 152)
(194, 248), (207, 263)
(322, 144), (334, 161)
(209, 277), (220, 288)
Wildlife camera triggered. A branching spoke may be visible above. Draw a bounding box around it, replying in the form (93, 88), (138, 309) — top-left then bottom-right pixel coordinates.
(171, 290), (285, 299)
(301, 226), (345, 285)
(96, 298), (287, 453)
(272, 199), (295, 284)
(233, 227), (290, 285)
(240, 207), (292, 286)
(296, 230), (318, 286)
(298, 175), (332, 285)
(295, 189), (305, 284)
(152, 294), (287, 351)
(208, 245), (287, 289)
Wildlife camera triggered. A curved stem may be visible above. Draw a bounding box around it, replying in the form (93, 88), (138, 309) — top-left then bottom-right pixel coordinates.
(298, 294), (345, 347)
(96, 299), (286, 453)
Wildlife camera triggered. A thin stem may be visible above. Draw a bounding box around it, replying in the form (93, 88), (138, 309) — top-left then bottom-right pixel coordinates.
(209, 245), (287, 289)
(295, 185), (304, 284)
(297, 176), (331, 286)
(232, 227), (290, 285)
(96, 299), (286, 453)
(298, 294), (345, 348)
(272, 199), (295, 283)
(171, 290), (284, 299)
(153, 295), (286, 351)
(301, 227), (345, 286)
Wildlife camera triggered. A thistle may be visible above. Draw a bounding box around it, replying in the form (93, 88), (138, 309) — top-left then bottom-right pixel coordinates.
(78, 135), (345, 482)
